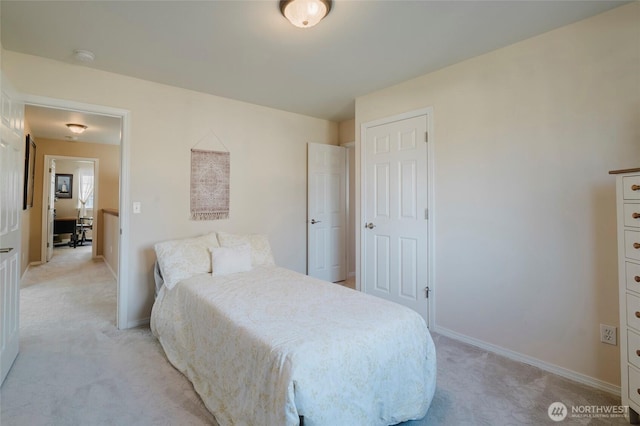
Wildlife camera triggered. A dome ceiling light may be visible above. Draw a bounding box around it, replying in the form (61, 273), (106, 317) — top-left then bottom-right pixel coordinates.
(280, 0), (331, 28)
(66, 123), (88, 134)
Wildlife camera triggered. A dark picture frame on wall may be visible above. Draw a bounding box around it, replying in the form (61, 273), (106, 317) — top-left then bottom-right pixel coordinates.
(23, 134), (36, 210)
(55, 173), (73, 199)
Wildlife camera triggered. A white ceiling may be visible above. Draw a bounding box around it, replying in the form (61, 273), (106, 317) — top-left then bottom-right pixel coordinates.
(25, 105), (121, 145)
(1, 1), (628, 123)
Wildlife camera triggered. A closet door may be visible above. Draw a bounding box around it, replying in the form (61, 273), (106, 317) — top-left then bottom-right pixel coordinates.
(362, 112), (430, 324)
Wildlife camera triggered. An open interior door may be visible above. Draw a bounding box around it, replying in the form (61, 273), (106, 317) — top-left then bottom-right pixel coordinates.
(46, 158), (55, 261)
(307, 143), (347, 282)
(0, 74), (24, 385)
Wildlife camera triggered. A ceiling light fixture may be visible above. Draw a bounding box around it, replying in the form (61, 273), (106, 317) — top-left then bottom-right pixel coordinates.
(280, 0), (331, 28)
(66, 123), (88, 134)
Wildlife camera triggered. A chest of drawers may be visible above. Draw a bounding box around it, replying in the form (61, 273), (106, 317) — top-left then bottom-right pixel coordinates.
(612, 168), (640, 423)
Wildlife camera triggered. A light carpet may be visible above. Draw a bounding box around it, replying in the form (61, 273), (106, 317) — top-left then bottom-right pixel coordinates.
(0, 247), (625, 425)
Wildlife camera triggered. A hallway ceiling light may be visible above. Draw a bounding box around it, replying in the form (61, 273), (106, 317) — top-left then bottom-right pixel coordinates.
(66, 123), (88, 134)
(280, 0), (331, 28)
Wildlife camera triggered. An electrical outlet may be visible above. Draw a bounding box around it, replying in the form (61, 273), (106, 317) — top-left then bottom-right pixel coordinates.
(600, 324), (617, 346)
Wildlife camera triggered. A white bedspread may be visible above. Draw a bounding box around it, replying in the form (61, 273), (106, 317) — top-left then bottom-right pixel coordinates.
(151, 266), (436, 426)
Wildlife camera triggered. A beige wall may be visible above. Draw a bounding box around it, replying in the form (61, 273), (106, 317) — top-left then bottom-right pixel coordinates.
(3, 51), (338, 325)
(356, 3), (639, 388)
(102, 210), (119, 278)
(28, 138), (119, 261)
(338, 119), (355, 144)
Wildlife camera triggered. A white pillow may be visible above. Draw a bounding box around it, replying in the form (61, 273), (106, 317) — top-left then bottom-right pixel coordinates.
(154, 232), (220, 290)
(210, 244), (252, 276)
(217, 231), (275, 267)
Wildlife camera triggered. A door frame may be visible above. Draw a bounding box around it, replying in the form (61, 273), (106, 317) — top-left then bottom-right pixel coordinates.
(24, 94), (131, 330)
(341, 141), (355, 281)
(41, 155), (99, 260)
(358, 107), (435, 327)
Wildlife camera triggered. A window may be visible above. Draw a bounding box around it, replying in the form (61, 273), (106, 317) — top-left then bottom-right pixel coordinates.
(78, 174), (94, 209)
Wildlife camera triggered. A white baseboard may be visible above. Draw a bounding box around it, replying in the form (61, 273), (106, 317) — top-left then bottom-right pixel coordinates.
(21, 261), (42, 280)
(127, 317), (150, 329)
(97, 255), (118, 280)
(432, 325), (621, 396)
(21, 264), (31, 280)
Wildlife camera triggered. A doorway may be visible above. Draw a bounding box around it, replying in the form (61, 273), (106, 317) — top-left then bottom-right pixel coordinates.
(23, 96), (130, 329)
(42, 156), (98, 260)
(360, 108), (434, 325)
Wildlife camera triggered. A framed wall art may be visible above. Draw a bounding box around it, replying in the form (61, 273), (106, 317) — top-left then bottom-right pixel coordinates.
(55, 173), (73, 199)
(23, 134), (36, 210)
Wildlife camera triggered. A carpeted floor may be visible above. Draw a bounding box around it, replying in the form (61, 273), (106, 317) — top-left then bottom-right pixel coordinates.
(0, 247), (626, 425)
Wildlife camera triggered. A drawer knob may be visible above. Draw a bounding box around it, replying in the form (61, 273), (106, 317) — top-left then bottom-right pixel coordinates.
(638, 388), (640, 395)
(633, 185), (640, 191)
(636, 276), (640, 283)
(635, 311), (640, 318)
(635, 243), (640, 250)
(636, 350), (640, 357)
(634, 213), (640, 219)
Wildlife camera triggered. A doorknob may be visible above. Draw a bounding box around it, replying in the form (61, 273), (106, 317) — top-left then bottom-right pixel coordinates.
(0, 247), (14, 254)
(310, 219), (321, 224)
(365, 222), (376, 229)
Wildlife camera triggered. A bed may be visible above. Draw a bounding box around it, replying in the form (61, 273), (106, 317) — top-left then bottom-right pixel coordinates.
(150, 231), (436, 426)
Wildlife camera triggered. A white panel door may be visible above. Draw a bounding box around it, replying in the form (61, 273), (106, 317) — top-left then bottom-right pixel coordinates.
(307, 143), (347, 282)
(46, 158), (56, 261)
(0, 76), (24, 385)
(363, 114), (429, 323)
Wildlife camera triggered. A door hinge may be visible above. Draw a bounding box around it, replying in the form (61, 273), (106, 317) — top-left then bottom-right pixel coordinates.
(425, 208), (429, 220)
(47, 242), (50, 248)
(49, 167), (52, 173)
(425, 132), (428, 143)
(424, 286), (430, 298)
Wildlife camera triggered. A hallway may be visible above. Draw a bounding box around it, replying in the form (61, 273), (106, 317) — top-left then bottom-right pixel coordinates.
(21, 245), (112, 325)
